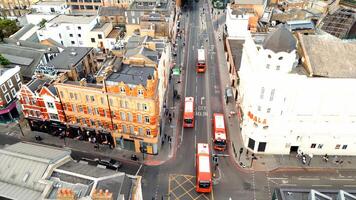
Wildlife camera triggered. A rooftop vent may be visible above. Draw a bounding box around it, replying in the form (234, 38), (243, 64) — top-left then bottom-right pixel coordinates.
(70, 51), (77, 56)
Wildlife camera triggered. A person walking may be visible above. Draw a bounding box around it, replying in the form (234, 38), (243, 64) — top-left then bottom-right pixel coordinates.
(164, 133), (167, 140)
(169, 117), (172, 124)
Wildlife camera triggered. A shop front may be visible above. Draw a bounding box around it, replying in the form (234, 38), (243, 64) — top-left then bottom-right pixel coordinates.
(114, 133), (158, 155)
(0, 101), (19, 123)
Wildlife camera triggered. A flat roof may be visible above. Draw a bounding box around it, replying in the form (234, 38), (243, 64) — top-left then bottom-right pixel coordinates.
(106, 65), (155, 87)
(300, 34), (356, 78)
(198, 156), (210, 173)
(49, 47), (92, 70)
(49, 15), (97, 24)
(34, 0), (65, 6)
(227, 39), (245, 72)
(91, 23), (111, 32)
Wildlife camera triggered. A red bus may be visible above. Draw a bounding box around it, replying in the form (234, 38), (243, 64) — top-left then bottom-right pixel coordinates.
(183, 97), (194, 128)
(213, 113), (227, 151)
(196, 143), (212, 193)
(196, 49), (206, 73)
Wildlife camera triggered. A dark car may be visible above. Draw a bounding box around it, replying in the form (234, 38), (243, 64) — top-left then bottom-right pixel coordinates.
(96, 158), (122, 170)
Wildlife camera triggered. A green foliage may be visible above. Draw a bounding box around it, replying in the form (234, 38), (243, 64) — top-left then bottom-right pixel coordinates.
(0, 54), (10, 66)
(0, 19), (19, 41)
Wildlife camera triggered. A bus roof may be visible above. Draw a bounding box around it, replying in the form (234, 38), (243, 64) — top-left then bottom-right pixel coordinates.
(214, 114), (225, 129)
(215, 132), (226, 140)
(198, 49), (205, 61)
(197, 143), (209, 155)
(198, 156), (210, 173)
(184, 97), (194, 113)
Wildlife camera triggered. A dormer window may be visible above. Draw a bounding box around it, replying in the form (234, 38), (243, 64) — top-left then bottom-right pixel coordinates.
(278, 56), (283, 60)
(276, 65), (280, 70)
(138, 89), (144, 96)
(268, 54), (272, 59)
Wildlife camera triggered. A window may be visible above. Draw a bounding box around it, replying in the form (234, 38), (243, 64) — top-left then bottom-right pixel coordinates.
(260, 87), (264, 99)
(6, 80), (13, 90)
(47, 102), (54, 108)
(138, 89), (144, 96)
(69, 33), (73, 37)
(94, 107), (99, 115)
(128, 113), (133, 121)
(268, 54), (272, 59)
(1, 84), (6, 92)
(317, 144), (323, 149)
(10, 88), (16, 98)
(276, 66), (280, 70)
(122, 125), (127, 133)
(4, 93), (11, 103)
(88, 107), (92, 114)
(91, 96), (95, 102)
(342, 145), (348, 150)
(98, 34), (103, 39)
(138, 127), (143, 135)
(91, 38), (96, 43)
(94, 5), (99, 9)
(100, 97), (104, 104)
(71, 41), (75, 45)
(78, 105), (83, 112)
(109, 98), (113, 106)
(335, 144), (341, 149)
(49, 113), (59, 120)
(310, 143), (316, 148)
(137, 115), (142, 123)
(146, 129), (151, 136)
(15, 74), (20, 81)
(70, 93), (74, 99)
(125, 101), (128, 108)
(120, 100), (124, 108)
(120, 112), (126, 120)
(145, 116), (150, 123)
(60, 91), (64, 98)
(270, 89), (275, 101)
(130, 126), (134, 134)
(267, 108), (271, 113)
(120, 87), (125, 93)
(86, 95), (89, 102)
(143, 104), (148, 111)
(78, 34), (81, 37)
(78, 26), (81, 30)
(72, 104), (77, 112)
(74, 93), (78, 100)
(137, 103), (141, 110)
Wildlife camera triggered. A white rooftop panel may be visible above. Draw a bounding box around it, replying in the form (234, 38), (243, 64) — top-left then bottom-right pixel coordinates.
(197, 143), (209, 154)
(198, 49), (205, 62)
(215, 115), (225, 129)
(198, 156), (210, 173)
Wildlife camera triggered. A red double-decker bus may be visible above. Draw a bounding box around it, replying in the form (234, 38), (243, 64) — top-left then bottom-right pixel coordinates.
(213, 113), (227, 151)
(196, 49), (206, 73)
(183, 97), (194, 128)
(196, 143), (212, 193)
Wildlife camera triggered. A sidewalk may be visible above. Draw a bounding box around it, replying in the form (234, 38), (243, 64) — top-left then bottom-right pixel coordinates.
(206, 1), (356, 173)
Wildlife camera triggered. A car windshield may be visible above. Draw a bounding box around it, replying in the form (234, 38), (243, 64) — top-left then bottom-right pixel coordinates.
(199, 181), (210, 188)
(184, 119), (193, 124)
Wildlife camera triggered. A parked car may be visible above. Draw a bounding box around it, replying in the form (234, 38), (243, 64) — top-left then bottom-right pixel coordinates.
(96, 158), (122, 170)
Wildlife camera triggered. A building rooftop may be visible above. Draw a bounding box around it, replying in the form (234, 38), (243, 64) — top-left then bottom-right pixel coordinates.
(320, 8), (356, 39)
(3, 38), (61, 54)
(227, 38), (245, 72)
(273, 188), (356, 200)
(234, 0), (266, 5)
(48, 47), (92, 70)
(27, 78), (52, 92)
(299, 34), (356, 78)
(0, 66), (20, 86)
(91, 23), (111, 32)
(286, 20), (315, 32)
(49, 15), (97, 25)
(98, 6), (125, 16)
(125, 46), (158, 62)
(262, 25), (296, 53)
(33, 0), (65, 6)
(129, 0), (170, 11)
(106, 65), (155, 87)
(9, 24), (36, 40)
(0, 142), (71, 200)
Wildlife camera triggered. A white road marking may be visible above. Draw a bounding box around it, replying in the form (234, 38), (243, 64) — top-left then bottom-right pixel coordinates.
(280, 184), (297, 186)
(135, 164), (143, 176)
(330, 178), (355, 181)
(344, 185), (356, 187)
(268, 177), (289, 180)
(298, 177), (320, 181)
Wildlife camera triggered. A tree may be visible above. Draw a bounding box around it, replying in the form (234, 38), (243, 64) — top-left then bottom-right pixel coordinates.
(0, 54), (10, 66)
(0, 19), (19, 41)
(38, 18), (47, 28)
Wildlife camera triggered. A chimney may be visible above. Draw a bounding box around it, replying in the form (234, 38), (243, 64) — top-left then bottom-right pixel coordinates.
(92, 189), (113, 200)
(79, 78), (87, 86)
(57, 188), (76, 200)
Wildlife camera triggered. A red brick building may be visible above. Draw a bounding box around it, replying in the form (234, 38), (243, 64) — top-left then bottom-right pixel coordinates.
(18, 78), (65, 134)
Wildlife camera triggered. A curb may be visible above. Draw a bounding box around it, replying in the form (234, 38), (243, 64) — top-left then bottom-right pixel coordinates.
(269, 167), (337, 173)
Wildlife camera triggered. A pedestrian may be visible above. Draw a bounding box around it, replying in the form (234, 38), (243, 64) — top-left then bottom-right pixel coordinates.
(169, 112), (172, 118)
(161, 139), (164, 145)
(169, 117), (172, 124)
(173, 112), (175, 118)
(164, 133), (167, 140)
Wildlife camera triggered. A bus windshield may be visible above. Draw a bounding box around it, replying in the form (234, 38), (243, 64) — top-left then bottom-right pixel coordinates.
(214, 140), (226, 146)
(199, 181), (210, 188)
(184, 119), (193, 124)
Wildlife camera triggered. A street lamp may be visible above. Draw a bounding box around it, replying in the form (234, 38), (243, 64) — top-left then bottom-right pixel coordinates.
(15, 120), (24, 136)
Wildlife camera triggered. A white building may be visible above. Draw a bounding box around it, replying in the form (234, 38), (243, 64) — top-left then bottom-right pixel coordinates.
(37, 15), (98, 47)
(225, 4), (251, 39)
(238, 26), (356, 155)
(31, 0), (69, 14)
